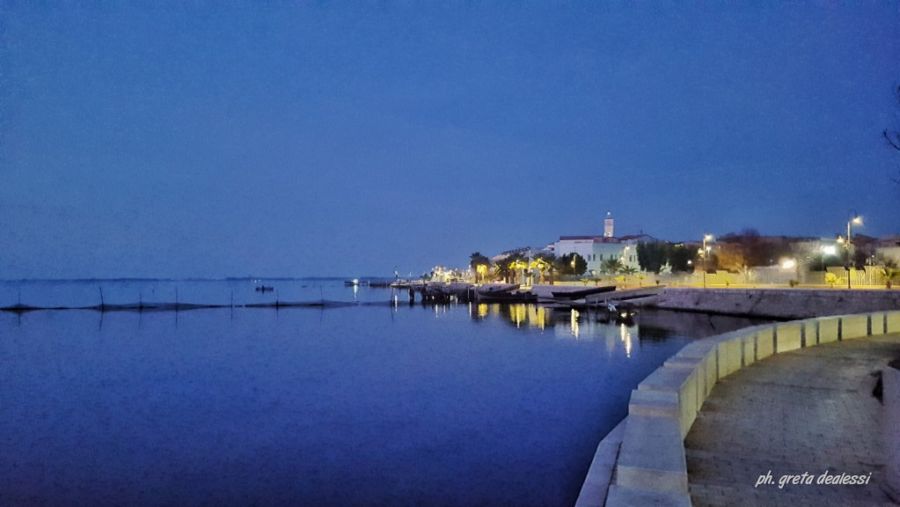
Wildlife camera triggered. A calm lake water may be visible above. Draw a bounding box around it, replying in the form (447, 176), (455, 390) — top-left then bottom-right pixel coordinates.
(0, 280), (766, 506)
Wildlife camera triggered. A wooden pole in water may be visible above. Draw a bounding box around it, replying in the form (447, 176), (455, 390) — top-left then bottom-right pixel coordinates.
(98, 287), (105, 310)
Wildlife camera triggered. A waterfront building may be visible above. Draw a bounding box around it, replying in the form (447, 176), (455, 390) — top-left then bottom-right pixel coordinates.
(552, 213), (651, 274)
(876, 236), (900, 264)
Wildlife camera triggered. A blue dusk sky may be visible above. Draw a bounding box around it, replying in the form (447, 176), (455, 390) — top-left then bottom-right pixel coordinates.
(1, 2), (899, 278)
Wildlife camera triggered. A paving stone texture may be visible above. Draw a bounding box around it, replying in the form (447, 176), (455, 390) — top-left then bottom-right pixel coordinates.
(685, 333), (900, 507)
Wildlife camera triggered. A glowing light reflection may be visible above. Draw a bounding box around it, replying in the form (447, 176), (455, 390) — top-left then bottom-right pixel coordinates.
(620, 323), (632, 357)
(570, 309), (580, 338)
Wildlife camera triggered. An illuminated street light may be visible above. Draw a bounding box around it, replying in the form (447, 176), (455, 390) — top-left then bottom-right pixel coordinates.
(701, 233), (714, 288)
(843, 211), (863, 289)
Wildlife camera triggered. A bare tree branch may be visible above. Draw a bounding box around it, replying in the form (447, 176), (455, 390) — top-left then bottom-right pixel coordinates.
(885, 129), (900, 151)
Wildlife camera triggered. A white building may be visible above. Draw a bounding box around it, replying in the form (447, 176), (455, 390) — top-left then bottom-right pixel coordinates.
(877, 236), (900, 265)
(552, 213), (652, 274)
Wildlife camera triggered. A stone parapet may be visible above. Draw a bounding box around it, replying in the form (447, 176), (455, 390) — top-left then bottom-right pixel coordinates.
(594, 310), (900, 507)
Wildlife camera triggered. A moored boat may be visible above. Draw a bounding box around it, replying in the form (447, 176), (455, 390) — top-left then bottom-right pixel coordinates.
(584, 286), (664, 306)
(549, 285), (616, 300)
(475, 284), (537, 303)
(475, 283), (519, 295)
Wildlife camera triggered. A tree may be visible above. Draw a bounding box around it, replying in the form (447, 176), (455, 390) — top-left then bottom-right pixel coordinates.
(529, 255), (554, 284)
(469, 252), (492, 282)
(637, 241), (668, 273)
(600, 258), (624, 275)
(556, 253), (587, 276)
(719, 229), (791, 267)
(852, 249), (869, 270)
(715, 242), (747, 272)
(469, 252), (490, 269)
(495, 253), (526, 282)
(533, 251), (557, 265)
(508, 258), (529, 284)
(534, 252), (557, 279)
(667, 244), (695, 272)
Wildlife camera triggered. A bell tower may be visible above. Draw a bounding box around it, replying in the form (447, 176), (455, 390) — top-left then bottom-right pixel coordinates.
(603, 211), (614, 238)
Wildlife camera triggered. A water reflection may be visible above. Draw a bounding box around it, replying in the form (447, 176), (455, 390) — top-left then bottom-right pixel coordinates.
(0, 297), (772, 507)
(620, 323), (632, 358)
(467, 303), (769, 356)
(570, 309), (579, 338)
(471, 303), (635, 338)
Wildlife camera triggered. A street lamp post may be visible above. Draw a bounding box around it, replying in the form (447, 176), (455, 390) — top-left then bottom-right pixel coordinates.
(843, 213), (863, 289)
(701, 234), (714, 289)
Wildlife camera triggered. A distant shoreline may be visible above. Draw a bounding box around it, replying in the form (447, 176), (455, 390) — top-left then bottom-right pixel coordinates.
(0, 276), (390, 283)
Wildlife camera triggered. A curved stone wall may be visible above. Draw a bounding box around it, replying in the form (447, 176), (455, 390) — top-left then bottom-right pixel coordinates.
(576, 310), (900, 506)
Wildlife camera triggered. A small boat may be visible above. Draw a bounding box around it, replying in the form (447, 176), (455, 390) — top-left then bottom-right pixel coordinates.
(550, 286), (616, 300)
(255, 285), (274, 292)
(585, 286), (664, 306)
(476, 285), (537, 303)
(475, 283), (519, 296)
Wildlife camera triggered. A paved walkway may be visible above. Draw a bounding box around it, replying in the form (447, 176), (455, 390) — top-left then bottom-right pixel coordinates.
(685, 333), (900, 507)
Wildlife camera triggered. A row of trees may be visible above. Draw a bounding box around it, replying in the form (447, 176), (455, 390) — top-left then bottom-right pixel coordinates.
(469, 251), (641, 282)
(635, 230), (812, 274)
(470, 251), (583, 283)
(636, 231), (896, 274)
(634, 242), (698, 273)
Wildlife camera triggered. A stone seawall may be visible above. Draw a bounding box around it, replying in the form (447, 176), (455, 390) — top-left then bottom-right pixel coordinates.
(575, 310), (900, 506)
(652, 288), (900, 319)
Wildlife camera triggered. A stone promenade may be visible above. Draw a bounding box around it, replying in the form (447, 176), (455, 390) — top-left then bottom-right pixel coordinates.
(685, 333), (900, 506)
